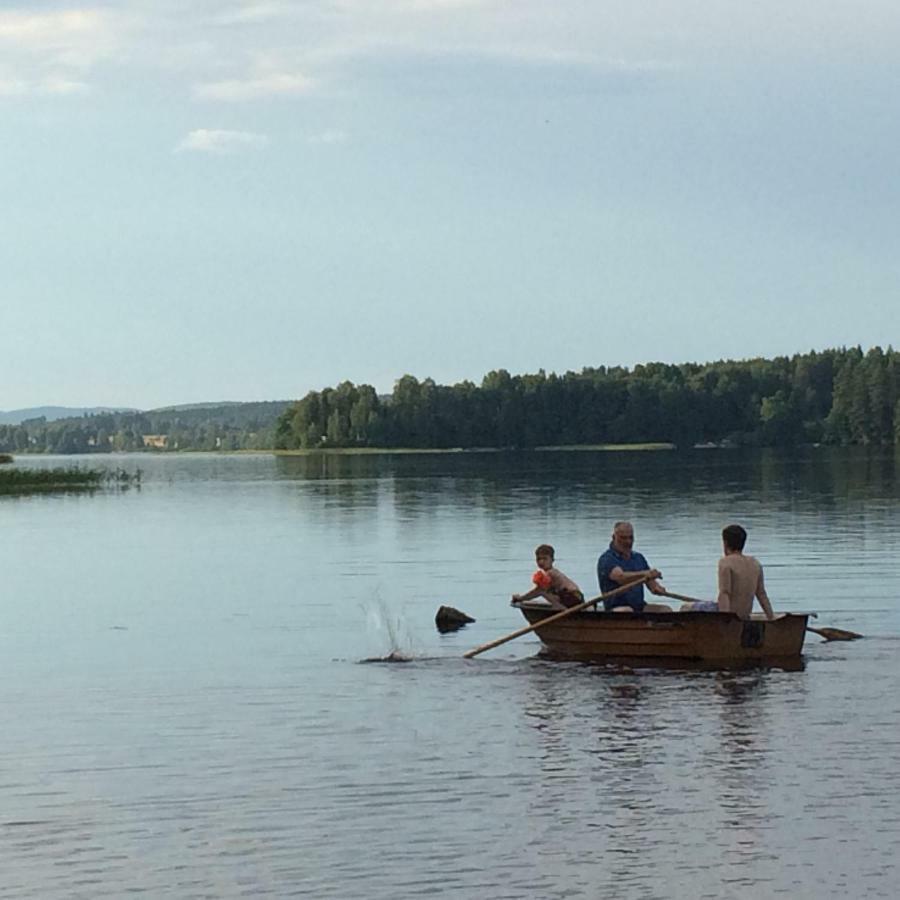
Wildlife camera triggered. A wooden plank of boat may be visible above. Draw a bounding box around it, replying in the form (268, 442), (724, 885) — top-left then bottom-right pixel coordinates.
(515, 601), (810, 664)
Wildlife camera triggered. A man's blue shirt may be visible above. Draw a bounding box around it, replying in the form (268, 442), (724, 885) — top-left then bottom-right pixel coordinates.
(597, 543), (650, 611)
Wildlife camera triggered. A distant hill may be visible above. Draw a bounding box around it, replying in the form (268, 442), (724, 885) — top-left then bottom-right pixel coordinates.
(0, 400), (293, 453)
(0, 406), (138, 425)
(0, 401), (292, 426)
(142, 401), (291, 428)
(150, 401), (245, 412)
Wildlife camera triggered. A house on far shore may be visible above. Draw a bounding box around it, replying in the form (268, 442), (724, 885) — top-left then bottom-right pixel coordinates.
(142, 434), (168, 449)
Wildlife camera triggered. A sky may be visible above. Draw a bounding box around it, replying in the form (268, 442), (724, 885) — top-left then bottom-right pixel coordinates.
(2, 0), (899, 409)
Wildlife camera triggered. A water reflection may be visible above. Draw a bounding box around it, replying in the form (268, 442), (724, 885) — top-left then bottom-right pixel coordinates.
(714, 677), (768, 787)
(267, 449), (900, 588)
(1, 447), (897, 898)
(274, 446), (900, 505)
(712, 671), (770, 871)
(498, 659), (822, 895)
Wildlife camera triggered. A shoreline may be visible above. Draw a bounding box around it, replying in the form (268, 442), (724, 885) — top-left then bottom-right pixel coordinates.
(270, 443), (676, 456)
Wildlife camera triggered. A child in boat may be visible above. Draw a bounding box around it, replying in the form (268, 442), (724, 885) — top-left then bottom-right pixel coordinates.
(681, 524), (775, 619)
(511, 544), (584, 610)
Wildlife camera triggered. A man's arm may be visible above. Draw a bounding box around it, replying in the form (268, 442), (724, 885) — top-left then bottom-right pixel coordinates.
(608, 566), (662, 586)
(717, 558), (733, 613)
(755, 566), (775, 620)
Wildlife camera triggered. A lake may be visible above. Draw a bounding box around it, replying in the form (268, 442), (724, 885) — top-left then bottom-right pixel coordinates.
(1, 447), (899, 898)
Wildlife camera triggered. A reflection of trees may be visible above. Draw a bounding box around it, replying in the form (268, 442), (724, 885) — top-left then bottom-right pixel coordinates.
(274, 455), (382, 527)
(518, 666), (668, 860)
(479, 661), (819, 895)
(520, 666), (656, 769)
(700, 671), (774, 876)
(273, 447), (900, 527)
(713, 672), (769, 803)
(270, 447), (898, 615)
(754, 446), (899, 508)
(708, 670), (807, 876)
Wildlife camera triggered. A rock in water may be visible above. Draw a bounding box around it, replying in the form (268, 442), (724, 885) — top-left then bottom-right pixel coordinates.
(435, 605), (476, 632)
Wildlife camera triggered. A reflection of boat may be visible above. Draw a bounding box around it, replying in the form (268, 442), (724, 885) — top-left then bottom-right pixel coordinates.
(516, 602), (809, 665)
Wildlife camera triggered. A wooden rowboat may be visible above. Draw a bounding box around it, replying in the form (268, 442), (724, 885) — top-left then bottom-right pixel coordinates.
(516, 601), (810, 665)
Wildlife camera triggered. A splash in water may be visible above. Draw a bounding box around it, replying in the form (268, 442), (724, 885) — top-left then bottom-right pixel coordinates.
(360, 595), (416, 662)
(359, 650), (413, 664)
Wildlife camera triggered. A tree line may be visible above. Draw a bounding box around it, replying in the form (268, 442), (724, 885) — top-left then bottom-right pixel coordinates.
(0, 402), (288, 454)
(4, 348), (897, 455)
(274, 347), (900, 450)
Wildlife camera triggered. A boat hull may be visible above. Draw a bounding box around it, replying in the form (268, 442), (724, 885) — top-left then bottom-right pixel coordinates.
(517, 605), (809, 665)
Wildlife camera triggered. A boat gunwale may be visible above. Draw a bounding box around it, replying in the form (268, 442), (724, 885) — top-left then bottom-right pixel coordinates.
(514, 601), (814, 623)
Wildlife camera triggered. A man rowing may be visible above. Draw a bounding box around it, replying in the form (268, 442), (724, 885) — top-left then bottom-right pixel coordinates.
(597, 521), (672, 613)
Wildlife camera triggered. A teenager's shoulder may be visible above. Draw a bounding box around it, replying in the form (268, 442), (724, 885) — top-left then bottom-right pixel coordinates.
(721, 553), (762, 571)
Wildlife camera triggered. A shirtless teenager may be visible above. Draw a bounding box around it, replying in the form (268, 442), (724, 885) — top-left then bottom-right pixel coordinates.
(683, 524), (775, 619)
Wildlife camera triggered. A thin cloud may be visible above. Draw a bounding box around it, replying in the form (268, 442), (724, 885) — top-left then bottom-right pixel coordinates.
(0, 78), (27, 96)
(469, 45), (679, 74)
(0, 9), (121, 68)
(39, 77), (90, 95)
(333, 0), (496, 12)
(175, 128), (270, 153)
(216, 3), (294, 25)
(0, 74), (90, 97)
(0, 4), (680, 105)
(0, 9), (102, 46)
(194, 73), (313, 103)
(308, 129), (347, 144)
(193, 72), (313, 101)
(293, 32), (680, 85)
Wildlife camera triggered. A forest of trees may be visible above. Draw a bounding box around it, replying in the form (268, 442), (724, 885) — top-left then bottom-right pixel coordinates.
(0, 402), (289, 454)
(274, 347), (900, 451)
(4, 348), (898, 455)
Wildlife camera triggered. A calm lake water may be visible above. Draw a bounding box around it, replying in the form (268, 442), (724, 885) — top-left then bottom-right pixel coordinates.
(2, 448), (900, 898)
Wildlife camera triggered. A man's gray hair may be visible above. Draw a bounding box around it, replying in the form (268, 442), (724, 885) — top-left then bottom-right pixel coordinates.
(613, 521), (633, 533)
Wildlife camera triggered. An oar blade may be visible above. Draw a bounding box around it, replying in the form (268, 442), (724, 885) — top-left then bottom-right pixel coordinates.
(809, 626), (863, 641)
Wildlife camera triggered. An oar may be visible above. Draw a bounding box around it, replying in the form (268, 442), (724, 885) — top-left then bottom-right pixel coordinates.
(805, 625), (863, 641)
(463, 574), (654, 659)
(658, 590), (863, 642)
(660, 590), (707, 604)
